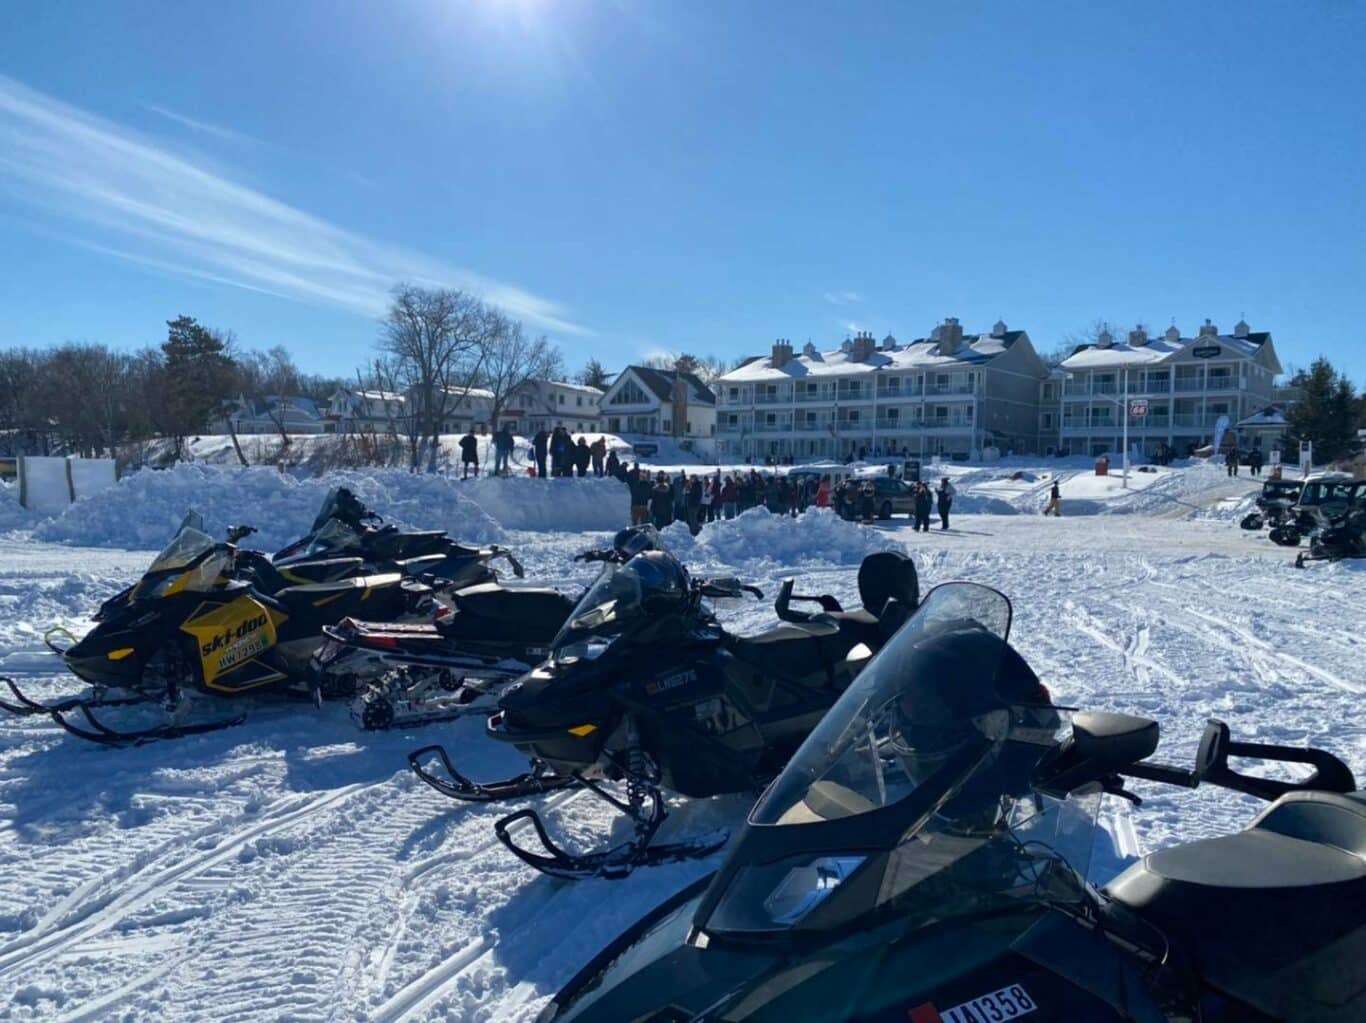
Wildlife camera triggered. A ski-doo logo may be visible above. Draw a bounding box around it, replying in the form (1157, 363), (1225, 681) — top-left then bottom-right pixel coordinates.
(644, 670), (695, 696)
(200, 613), (269, 658)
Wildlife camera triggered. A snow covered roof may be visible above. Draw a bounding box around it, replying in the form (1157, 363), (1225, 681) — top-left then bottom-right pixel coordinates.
(544, 380), (605, 396)
(718, 331), (1026, 384)
(1062, 331), (1272, 371)
(620, 365), (716, 406)
(1237, 405), (1288, 428)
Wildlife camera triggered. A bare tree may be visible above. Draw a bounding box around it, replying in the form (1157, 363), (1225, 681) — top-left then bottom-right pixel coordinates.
(643, 351), (729, 386)
(482, 322), (562, 431)
(379, 284), (493, 471)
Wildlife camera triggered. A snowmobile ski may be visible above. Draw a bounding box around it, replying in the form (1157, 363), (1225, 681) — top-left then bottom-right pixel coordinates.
(407, 743), (578, 802)
(47, 700), (248, 748)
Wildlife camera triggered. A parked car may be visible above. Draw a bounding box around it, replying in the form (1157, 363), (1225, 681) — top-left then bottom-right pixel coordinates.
(869, 477), (918, 519)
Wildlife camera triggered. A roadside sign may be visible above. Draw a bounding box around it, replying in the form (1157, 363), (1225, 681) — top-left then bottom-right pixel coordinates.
(1128, 399), (1149, 417)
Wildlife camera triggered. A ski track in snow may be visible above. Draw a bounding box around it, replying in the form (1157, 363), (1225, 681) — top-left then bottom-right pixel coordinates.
(0, 504), (1363, 1021)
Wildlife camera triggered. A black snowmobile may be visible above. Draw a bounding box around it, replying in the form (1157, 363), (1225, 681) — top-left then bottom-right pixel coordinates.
(1238, 476), (1303, 532)
(408, 547), (919, 880)
(1, 522), (441, 745)
(539, 580), (1362, 1023)
(314, 525), (666, 731)
(272, 486), (524, 585)
(1296, 487), (1366, 567)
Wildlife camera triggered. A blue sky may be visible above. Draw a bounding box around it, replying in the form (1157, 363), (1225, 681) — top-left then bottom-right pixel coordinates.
(1, 1), (1363, 380)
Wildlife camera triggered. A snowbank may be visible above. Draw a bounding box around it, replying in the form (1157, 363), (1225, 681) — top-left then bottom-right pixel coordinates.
(661, 506), (905, 571)
(28, 465), (630, 550)
(0, 479), (33, 531)
(32, 465), (505, 551)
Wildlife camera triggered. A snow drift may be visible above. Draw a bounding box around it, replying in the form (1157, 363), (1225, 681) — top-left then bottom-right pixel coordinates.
(662, 506), (905, 572)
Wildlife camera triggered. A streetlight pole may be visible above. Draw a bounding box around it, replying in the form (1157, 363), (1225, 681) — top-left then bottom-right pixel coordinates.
(1121, 367), (1130, 489)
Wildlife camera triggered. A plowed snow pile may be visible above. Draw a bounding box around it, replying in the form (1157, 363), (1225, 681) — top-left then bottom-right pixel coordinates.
(0, 481), (31, 531)
(26, 465), (629, 550)
(662, 506), (904, 572)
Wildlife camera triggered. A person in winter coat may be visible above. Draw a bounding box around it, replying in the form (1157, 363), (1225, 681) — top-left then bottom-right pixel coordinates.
(531, 428), (550, 479)
(1044, 479), (1062, 517)
(1224, 448), (1240, 477)
(650, 475), (674, 528)
(913, 483), (933, 532)
(815, 475), (832, 508)
(550, 428), (573, 476)
(686, 476), (703, 532)
(492, 424), (515, 476)
(459, 430), (480, 479)
(936, 477), (955, 530)
(1247, 447), (1263, 477)
(721, 476), (738, 519)
(699, 477), (715, 524)
(573, 437), (592, 477)
(860, 481), (877, 524)
(606, 449), (621, 480)
(590, 436), (607, 477)
(628, 469), (652, 526)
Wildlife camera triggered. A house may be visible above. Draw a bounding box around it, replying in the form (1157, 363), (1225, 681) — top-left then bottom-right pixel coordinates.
(403, 386), (495, 434)
(599, 365), (717, 440)
(714, 319), (1048, 462)
(214, 395), (327, 435)
(498, 380), (603, 435)
(325, 388), (407, 434)
(1058, 318), (1282, 458)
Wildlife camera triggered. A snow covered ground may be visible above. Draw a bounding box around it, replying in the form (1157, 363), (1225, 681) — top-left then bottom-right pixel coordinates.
(0, 468), (1362, 1021)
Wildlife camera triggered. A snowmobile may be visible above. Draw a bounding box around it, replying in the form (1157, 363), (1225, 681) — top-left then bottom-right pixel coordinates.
(272, 486), (524, 584)
(1269, 471), (1357, 547)
(408, 548), (920, 880)
(0, 522), (442, 745)
(1296, 497), (1366, 567)
(1238, 476), (1303, 531)
(539, 580), (1363, 1023)
(314, 525), (666, 731)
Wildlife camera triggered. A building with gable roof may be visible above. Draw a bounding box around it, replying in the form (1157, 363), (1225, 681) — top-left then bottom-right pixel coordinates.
(714, 319), (1048, 461)
(599, 365), (717, 440)
(1058, 318), (1282, 457)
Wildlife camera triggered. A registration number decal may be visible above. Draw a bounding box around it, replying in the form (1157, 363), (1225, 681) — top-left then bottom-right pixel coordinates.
(937, 984), (1037, 1022)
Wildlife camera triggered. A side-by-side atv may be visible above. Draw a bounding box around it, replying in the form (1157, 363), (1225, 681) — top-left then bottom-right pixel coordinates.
(1269, 472), (1359, 547)
(315, 525), (666, 731)
(1, 523), (447, 745)
(540, 581), (1364, 1023)
(1238, 476), (1303, 532)
(408, 548), (919, 880)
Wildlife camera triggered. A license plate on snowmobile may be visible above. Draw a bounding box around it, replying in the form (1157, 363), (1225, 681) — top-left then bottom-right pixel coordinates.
(940, 983), (1036, 1022)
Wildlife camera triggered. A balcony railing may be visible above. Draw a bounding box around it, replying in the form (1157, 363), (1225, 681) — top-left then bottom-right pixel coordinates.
(836, 390), (870, 403)
(1206, 377), (1236, 391)
(754, 392), (790, 404)
(795, 420), (832, 432)
(795, 390), (835, 403)
(875, 417), (924, 430)
(923, 383), (976, 396)
(753, 420), (794, 433)
(876, 383), (923, 398)
(1174, 377), (1205, 392)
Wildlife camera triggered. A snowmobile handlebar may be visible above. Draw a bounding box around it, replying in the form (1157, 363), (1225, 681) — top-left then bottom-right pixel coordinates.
(1121, 718), (1356, 803)
(695, 578), (764, 601)
(774, 577), (845, 623)
(225, 524), (258, 545)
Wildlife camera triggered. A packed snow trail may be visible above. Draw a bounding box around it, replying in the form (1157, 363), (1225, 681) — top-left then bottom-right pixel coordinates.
(0, 512), (1361, 1021)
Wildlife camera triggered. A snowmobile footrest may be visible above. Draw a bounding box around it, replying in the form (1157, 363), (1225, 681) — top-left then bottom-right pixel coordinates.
(407, 744), (577, 802)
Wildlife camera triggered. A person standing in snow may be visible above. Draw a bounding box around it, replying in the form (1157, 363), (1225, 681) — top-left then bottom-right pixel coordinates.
(550, 427), (572, 476)
(815, 474), (832, 508)
(590, 436), (607, 477)
(913, 483), (933, 532)
(721, 475), (738, 519)
(573, 437), (592, 477)
(1225, 448), (1240, 477)
(628, 468), (652, 526)
(650, 474), (674, 528)
(493, 424), (515, 476)
(532, 428), (550, 479)
(1044, 479), (1061, 517)
(459, 430), (480, 479)
(936, 477), (955, 530)
(606, 449), (621, 479)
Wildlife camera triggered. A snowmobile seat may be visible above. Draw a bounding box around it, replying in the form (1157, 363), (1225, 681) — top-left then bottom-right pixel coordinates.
(448, 583), (576, 641)
(271, 572), (406, 612)
(728, 621), (859, 686)
(1106, 790), (1366, 1020)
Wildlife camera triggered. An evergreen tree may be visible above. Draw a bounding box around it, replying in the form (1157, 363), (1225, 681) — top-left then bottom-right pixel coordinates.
(160, 315), (237, 457)
(576, 357), (612, 390)
(1285, 357), (1358, 463)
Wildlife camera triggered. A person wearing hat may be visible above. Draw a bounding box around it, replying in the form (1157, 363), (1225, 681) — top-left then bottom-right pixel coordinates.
(936, 476), (956, 530)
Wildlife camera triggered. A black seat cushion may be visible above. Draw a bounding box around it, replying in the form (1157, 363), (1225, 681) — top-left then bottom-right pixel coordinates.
(449, 584), (575, 641)
(729, 623), (858, 686)
(1106, 791), (1366, 1020)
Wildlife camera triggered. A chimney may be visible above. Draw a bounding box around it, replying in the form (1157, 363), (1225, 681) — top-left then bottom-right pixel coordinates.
(771, 339), (793, 369)
(1199, 318), (1219, 338)
(851, 331), (875, 362)
(1097, 325), (1115, 348)
(1233, 316), (1250, 339)
(1128, 325), (1148, 347)
(991, 319), (1008, 338)
(1164, 324), (1181, 344)
(671, 374), (688, 437)
(937, 317), (964, 355)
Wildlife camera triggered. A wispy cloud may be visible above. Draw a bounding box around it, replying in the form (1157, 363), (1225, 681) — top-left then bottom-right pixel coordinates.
(0, 76), (588, 335)
(823, 289), (863, 306)
(143, 103), (260, 146)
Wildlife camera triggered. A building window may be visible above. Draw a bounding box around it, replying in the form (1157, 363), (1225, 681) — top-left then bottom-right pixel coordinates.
(609, 381), (649, 405)
(1042, 413), (1054, 429)
(576, 395), (583, 406)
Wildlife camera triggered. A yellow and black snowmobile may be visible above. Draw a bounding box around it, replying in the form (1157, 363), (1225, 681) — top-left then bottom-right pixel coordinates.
(1, 522), (443, 746)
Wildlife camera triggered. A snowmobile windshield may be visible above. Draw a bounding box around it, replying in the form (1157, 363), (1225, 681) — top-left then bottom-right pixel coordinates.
(304, 518), (363, 557)
(701, 582), (1094, 939)
(148, 527), (216, 574)
(310, 488), (342, 532)
(552, 552), (689, 659)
